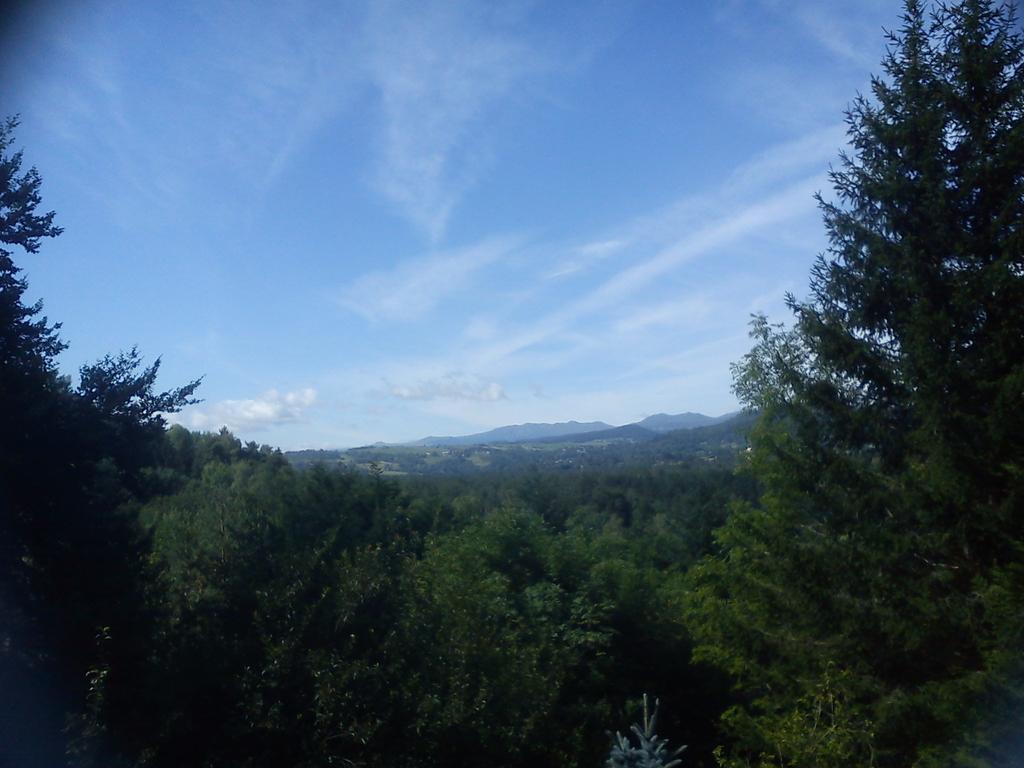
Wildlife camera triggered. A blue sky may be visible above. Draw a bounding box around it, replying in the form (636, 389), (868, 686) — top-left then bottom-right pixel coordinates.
(5, 0), (901, 448)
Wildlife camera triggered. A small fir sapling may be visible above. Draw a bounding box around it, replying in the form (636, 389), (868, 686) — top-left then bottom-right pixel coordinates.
(606, 694), (686, 768)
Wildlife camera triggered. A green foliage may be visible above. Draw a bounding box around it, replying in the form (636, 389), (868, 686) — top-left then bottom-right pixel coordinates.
(401, 508), (610, 765)
(686, 2), (1024, 765)
(66, 435), (740, 767)
(110, 439), (408, 767)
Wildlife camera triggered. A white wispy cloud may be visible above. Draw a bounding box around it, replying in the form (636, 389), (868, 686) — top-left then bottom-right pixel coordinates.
(387, 372), (506, 402)
(406, 370), (742, 433)
(24, 0), (357, 230)
(324, 122), (841, 443)
(189, 0), (357, 190)
(469, 172), (825, 370)
(722, 123), (846, 195)
(463, 315), (499, 341)
(713, 2), (891, 133)
(337, 235), (519, 322)
(613, 295), (715, 334)
(614, 332), (752, 380)
(544, 238), (626, 279)
(22, 0), (588, 242)
(362, 1), (550, 239)
(791, 2), (888, 71)
(173, 387), (317, 432)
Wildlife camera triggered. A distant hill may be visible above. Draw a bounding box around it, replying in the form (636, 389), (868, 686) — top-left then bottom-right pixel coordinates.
(636, 411), (738, 432)
(411, 420), (613, 447)
(531, 423), (658, 444)
(285, 411), (758, 475)
(409, 411), (738, 447)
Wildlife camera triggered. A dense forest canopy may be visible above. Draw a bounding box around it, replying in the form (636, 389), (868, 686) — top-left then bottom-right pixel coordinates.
(1, 1), (1022, 767)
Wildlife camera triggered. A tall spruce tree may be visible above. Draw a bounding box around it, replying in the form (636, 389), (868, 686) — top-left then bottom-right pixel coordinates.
(685, 2), (1023, 766)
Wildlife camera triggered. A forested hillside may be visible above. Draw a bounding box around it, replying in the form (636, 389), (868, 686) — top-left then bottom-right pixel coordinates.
(284, 411), (758, 475)
(1, 2), (1022, 766)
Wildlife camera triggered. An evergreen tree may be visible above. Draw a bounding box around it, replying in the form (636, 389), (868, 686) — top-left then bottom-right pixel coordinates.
(0, 115), (64, 379)
(607, 695), (686, 768)
(0, 117), (203, 766)
(686, 1), (1024, 766)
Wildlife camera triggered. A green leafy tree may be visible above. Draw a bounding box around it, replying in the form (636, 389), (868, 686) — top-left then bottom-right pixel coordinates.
(114, 444), (421, 768)
(400, 508), (611, 766)
(686, 1), (1024, 766)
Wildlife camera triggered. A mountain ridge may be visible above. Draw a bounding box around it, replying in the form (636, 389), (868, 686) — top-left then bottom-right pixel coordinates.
(635, 411), (738, 432)
(284, 410), (758, 475)
(409, 420), (614, 447)
(406, 410), (740, 448)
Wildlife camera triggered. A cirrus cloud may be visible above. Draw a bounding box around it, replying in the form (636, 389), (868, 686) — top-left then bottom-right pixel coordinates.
(364, 0), (552, 240)
(337, 235), (519, 322)
(387, 372), (506, 402)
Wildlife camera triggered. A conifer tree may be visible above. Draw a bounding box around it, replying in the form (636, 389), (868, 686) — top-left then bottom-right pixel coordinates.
(0, 116), (64, 380)
(0, 117), (203, 766)
(686, 2), (1024, 765)
(606, 695), (686, 768)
